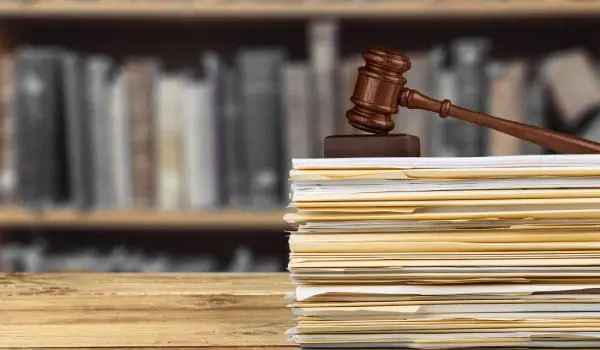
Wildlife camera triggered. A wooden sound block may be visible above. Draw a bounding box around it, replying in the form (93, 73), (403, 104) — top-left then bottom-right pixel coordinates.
(323, 134), (421, 158)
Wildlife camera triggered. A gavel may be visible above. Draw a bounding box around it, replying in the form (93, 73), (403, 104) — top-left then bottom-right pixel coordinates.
(325, 47), (600, 157)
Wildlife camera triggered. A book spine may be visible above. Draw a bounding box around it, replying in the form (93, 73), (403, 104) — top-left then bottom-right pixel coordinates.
(309, 19), (339, 156)
(156, 73), (184, 211)
(109, 67), (131, 209)
(449, 38), (491, 156)
(283, 62), (311, 161)
(182, 72), (217, 209)
(197, 77), (218, 208)
(125, 58), (158, 209)
(237, 48), (286, 208)
(224, 68), (248, 207)
(427, 45), (459, 157)
(86, 55), (114, 209)
(523, 67), (546, 155)
(61, 51), (94, 210)
(487, 60), (527, 156)
(282, 62), (311, 201)
(202, 52), (227, 207)
(15, 47), (60, 209)
(181, 74), (197, 209)
(0, 52), (15, 203)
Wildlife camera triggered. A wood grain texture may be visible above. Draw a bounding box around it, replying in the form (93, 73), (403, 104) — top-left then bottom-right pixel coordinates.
(324, 134), (420, 158)
(0, 207), (287, 229)
(0, 0), (599, 18)
(0, 273), (295, 349)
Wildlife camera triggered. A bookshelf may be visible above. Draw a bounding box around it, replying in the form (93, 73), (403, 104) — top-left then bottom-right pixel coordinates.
(1, 0), (600, 273)
(0, 1), (599, 19)
(0, 208), (287, 229)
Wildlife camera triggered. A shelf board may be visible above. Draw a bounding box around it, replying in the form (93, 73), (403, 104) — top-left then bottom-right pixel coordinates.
(0, 1), (599, 19)
(0, 208), (288, 229)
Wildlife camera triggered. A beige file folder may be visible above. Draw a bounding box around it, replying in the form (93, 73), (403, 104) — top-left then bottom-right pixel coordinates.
(286, 154), (600, 349)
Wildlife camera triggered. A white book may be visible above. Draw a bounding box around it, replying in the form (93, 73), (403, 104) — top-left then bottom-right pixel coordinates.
(109, 68), (131, 209)
(156, 73), (184, 211)
(196, 78), (217, 208)
(182, 76), (216, 209)
(309, 19), (339, 155)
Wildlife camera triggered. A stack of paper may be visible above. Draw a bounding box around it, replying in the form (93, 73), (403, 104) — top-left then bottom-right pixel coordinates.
(285, 154), (600, 349)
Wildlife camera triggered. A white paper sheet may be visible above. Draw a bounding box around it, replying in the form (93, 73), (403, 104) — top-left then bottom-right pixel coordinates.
(293, 154), (600, 169)
(296, 284), (600, 301)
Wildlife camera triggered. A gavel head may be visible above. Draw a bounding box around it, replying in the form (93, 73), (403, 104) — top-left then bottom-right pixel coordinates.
(346, 47), (411, 134)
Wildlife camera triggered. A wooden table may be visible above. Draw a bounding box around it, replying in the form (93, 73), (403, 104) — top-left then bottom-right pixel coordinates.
(0, 273), (295, 349)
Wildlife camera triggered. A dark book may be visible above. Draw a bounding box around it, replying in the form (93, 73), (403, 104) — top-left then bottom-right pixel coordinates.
(224, 67), (248, 207)
(202, 51), (228, 207)
(449, 38), (491, 156)
(235, 48), (286, 208)
(14, 46), (69, 209)
(61, 50), (94, 210)
(86, 55), (115, 210)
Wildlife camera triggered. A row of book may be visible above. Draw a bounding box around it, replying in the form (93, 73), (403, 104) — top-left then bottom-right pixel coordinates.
(0, 241), (283, 272)
(2, 30), (598, 212)
(393, 40), (600, 158)
(1, 24), (334, 212)
(1, 46), (289, 212)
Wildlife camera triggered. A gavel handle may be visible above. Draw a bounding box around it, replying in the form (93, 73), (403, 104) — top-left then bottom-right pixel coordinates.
(399, 88), (600, 154)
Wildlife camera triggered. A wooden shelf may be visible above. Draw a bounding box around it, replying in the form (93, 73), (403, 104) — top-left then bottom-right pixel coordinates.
(0, 1), (599, 20)
(0, 208), (288, 229)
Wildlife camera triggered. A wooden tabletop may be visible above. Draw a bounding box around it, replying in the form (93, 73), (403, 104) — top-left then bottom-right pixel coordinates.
(0, 273), (295, 349)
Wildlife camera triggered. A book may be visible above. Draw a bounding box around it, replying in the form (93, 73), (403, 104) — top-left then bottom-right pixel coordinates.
(15, 47), (67, 209)
(156, 72), (185, 211)
(309, 19), (339, 156)
(448, 38), (491, 156)
(87, 55), (115, 209)
(237, 48), (287, 208)
(61, 51), (94, 210)
(487, 59), (527, 155)
(125, 57), (159, 209)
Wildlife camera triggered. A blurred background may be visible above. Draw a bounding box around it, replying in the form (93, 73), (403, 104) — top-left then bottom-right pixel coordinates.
(0, 0), (600, 273)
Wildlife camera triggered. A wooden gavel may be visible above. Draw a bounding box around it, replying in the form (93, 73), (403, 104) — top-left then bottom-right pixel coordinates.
(345, 47), (600, 154)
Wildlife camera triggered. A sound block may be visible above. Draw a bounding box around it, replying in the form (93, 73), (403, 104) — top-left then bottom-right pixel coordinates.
(323, 134), (421, 158)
